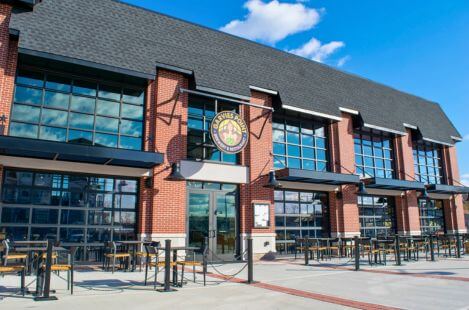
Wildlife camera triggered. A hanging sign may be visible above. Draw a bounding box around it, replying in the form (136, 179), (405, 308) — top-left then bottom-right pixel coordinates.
(210, 111), (248, 154)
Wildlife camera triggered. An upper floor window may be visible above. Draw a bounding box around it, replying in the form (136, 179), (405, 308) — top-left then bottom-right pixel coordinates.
(413, 143), (444, 184)
(273, 115), (328, 171)
(354, 129), (394, 179)
(9, 69), (144, 150)
(187, 95), (238, 164)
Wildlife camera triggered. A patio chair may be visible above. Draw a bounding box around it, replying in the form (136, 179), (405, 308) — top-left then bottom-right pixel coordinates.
(0, 264), (26, 296)
(2, 240), (27, 266)
(103, 242), (131, 273)
(144, 244), (176, 289)
(177, 249), (205, 285)
(136, 242), (159, 271)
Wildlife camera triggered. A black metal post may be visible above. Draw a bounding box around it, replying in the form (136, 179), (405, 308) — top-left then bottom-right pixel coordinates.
(157, 239), (175, 292)
(304, 238), (309, 266)
(430, 234), (435, 262)
(354, 236), (360, 271)
(172, 249), (178, 286)
(456, 233), (461, 258)
(203, 236), (208, 286)
(247, 238), (254, 283)
(395, 235), (401, 266)
(34, 240), (57, 301)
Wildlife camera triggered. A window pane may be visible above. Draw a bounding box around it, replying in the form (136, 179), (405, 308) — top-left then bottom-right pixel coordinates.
(287, 145), (300, 157)
(287, 157), (301, 169)
(94, 133), (118, 148)
(32, 208), (59, 224)
(44, 91), (70, 109)
(120, 120), (142, 137)
(71, 95), (95, 113)
(68, 130), (93, 145)
(46, 75), (71, 92)
(60, 228), (85, 243)
(41, 109), (68, 127)
(301, 135), (314, 146)
(95, 116), (119, 133)
(287, 132), (300, 144)
(10, 122), (38, 138)
(61, 210), (86, 225)
(315, 137), (326, 149)
(14, 86), (42, 105)
(73, 80), (97, 97)
(122, 104), (143, 120)
(30, 227), (58, 241)
(123, 89), (144, 105)
(273, 143), (285, 155)
(69, 112), (94, 130)
(11, 104), (40, 123)
(39, 126), (67, 142)
(119, 136), (142, 150)
(273, 130), (285, 142)
(17, 70), (44, 87)
(98, 85), (121, 101)
(1, 207), (29, 224)
(97, 99), (120, 117)
(4, 171), (33, 185)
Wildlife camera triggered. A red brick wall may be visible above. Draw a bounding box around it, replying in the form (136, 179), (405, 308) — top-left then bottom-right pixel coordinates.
(329, 113), (360, 236)
(139, 69), (188, 235)
(394, 129), (421, 234)
(442, 146), (467, 232)
(0, 4), (17, 135)
(239, 91), (274, 234)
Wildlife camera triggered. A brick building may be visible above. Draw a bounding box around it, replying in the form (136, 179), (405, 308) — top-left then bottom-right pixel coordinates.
(0, 0), (467, 260)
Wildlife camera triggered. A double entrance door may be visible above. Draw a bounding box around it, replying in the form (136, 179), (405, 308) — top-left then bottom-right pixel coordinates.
(187, 186), (238, 261)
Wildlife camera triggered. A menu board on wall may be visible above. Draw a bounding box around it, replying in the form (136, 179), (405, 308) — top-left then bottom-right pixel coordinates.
(253, 203), (270, 228)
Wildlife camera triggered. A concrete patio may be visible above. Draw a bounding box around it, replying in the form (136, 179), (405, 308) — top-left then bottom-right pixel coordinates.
(1, 257), (469, 310)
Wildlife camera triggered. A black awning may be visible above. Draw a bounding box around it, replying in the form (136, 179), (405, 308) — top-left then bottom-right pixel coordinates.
(427, 184), (469, 194)
(0, 136), (163, 169)
(277, 168), (360, 185)
(363, 177), (425, 191)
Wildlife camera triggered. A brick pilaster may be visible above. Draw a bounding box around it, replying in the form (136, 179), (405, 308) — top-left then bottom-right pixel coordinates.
(329, 113), (360, 237)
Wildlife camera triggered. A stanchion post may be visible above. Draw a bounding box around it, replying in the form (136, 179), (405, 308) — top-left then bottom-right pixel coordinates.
(157, 239), (175, 292)
(430, 234), (435, 262)
(395, 234), (401, 266)
(247, 238), (254, 284)
(456, 233), (461, 258)
(354, 236), (360, 271)
(34, 240), (57, 301)
(304, 238), (309, 266)
(203, 236), (208, 286)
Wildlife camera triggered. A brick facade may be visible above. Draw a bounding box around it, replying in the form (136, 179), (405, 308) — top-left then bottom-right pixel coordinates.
(329, 113), (360, 237)
(394, 129), (421, 235)
(0, 2), (466, 255)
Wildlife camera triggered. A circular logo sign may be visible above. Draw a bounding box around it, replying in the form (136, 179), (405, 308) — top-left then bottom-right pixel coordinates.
(210, 111), (248, 154)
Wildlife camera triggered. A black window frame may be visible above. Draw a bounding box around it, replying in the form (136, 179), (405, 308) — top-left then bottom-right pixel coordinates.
(413, 142), (445, 185)
(358, 195), (397, 238)
(272, 113), (329, 172)
(9, 67), (145, 151)
(418, 199), (446, 235)
(354, 128), (395, 179)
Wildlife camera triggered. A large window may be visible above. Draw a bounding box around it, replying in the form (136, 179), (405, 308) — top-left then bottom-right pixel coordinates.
(354, 129), (394, 179)
(273, 115), (328, 171)
(0, 169), (138, 255)
(9, 69), (144, 150)
(413, 143), (444, 184)
(358, 195), (396, 238)
(274, 190), (329, 253)
(187, 95), (238, 163)
(419, 199), (445, 235)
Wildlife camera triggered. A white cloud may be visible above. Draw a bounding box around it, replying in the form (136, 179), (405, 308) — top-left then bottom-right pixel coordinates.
(220, 0), (321, 44)
(288, 37), (345, 62)
(460, 173), (469, 186)
(337, 55), (351, 67)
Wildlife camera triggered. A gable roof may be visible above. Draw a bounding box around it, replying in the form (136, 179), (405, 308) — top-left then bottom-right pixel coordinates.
(9, 0), (461, 144)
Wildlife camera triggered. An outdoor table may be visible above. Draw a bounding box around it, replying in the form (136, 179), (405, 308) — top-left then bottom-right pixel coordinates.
(117, 241), (151, 271)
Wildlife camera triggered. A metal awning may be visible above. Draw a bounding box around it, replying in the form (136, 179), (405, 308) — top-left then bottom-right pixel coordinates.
(427, 184), (469, 194)
(363, 177), (425, 191)
(276, 168), (360, 185)
(0, 136), (163, 168)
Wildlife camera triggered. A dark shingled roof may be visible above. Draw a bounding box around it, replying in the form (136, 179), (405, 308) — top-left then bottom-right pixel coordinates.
(9, 0), (461, 144)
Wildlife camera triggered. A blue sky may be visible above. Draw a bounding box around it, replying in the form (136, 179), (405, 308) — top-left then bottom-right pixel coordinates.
(124, 0), (469, 183)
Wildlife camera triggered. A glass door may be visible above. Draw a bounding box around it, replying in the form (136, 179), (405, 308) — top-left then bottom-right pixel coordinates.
(187, 187), (238, 262)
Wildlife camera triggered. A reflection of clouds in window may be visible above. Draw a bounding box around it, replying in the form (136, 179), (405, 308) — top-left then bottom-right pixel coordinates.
(10, 122), (38, 138)
(39, 126), (66, 142)
(14, 86), (42, 105)
(41, 109), (68, 126)
(71, 96), (95, 113)
(120, 120), (142, 137)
